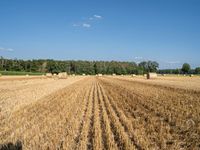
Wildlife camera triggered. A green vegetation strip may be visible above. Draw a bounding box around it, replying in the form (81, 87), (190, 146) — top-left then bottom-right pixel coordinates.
(0, 71), (44, 76)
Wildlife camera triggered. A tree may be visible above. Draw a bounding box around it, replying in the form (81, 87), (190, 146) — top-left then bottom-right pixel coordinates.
(139, 61), (159, 73)
(195, 67), (200, 74)
(181, 63), (191, 74)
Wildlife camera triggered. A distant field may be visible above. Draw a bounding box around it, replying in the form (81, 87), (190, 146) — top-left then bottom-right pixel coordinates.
(0, 75), (199, 149)
(157, 74), (200, 77)
(0, 71), (44, 76)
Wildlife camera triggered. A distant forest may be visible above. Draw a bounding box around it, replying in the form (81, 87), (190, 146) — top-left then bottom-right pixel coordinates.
(0, 57), (159, 75)
(0, 57), (199, 75)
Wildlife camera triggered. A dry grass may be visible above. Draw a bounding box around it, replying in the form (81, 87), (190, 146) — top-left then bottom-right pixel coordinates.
(0, 76), (199, 149)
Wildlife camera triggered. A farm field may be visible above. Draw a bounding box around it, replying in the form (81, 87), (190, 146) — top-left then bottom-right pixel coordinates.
(0, 76), (200, 149)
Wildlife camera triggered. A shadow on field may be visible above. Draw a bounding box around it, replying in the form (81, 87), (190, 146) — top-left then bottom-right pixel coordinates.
(0, 140), (22, 150)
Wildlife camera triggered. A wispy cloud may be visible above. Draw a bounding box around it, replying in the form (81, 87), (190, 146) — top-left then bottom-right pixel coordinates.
(82, 23), (91, 28)
(72, 14), (103, 28)
(0, 47), (14, 52)
(88, 15), (102, 21)
(134, 56), (143, 60)
(72, 23), (91, 28)
(93, 15), (102, 19)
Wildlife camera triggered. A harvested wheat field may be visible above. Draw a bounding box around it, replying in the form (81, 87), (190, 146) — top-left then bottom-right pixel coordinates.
(0, 76), (200, 150)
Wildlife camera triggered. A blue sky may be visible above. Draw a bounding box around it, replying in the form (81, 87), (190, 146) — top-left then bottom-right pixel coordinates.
(0, 0), (200, 69)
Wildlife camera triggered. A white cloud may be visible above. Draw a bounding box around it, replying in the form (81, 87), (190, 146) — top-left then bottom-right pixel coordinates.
(72, 14), (102, 28)
(94, 15), (102, 19)
(0, 47), (14, 52)
(82, 23), (91, 28)
(135, 56), (143, 60)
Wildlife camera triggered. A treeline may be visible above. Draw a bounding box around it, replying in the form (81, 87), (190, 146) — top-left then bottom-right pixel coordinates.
(1, 57), (199, 75)
(158, 69), (200, 74)
(0, 57), (159, 75)
(159, 63), (200, 74)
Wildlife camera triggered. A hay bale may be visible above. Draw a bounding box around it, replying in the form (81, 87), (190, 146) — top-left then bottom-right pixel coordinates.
(58, 72), (68, 79)
(52, 73), (58, 80)
(143, 74), (147, 77)
(132, 74), (136, 77)
(26, 74), (29, 77)
(147, 73), (157, 79)
(190, 74), (194, 77)
(72, 74), (75, 76)
(46, 73), (52, 77)
(112, 73), (116, 76)
(98, 74), (102, 76)
(82, 73), (86, 76)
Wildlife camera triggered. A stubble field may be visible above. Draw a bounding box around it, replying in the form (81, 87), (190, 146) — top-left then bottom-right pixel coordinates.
(0, 75), (200, 150)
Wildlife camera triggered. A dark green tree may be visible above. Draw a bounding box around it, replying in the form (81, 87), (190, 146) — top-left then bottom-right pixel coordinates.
(181, 63), (191, 74)
(195, 67), (200, 74)
(139, 61), (159, 73)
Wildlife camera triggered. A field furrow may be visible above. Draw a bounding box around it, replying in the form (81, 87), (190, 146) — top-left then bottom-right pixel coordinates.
(76, 81), (95, 150)
(98, 82), (146, 149)
(92, 83), (103, 150)
(97, 82), (119, 150)
(98, 82), (137, 150)
(61, 81), (93, 150)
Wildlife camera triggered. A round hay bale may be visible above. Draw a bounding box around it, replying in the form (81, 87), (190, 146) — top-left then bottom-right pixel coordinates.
(46, 73), (52, 78)
(132, 74), (136, 77)
(58, 72), (67, 79)
(147, 73), (157, 79)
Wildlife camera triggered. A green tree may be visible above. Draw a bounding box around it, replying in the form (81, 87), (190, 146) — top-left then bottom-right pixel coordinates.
(195, 67), (200, 74)
(181, 63), (191, 74)
(139, 61), (159, 73)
